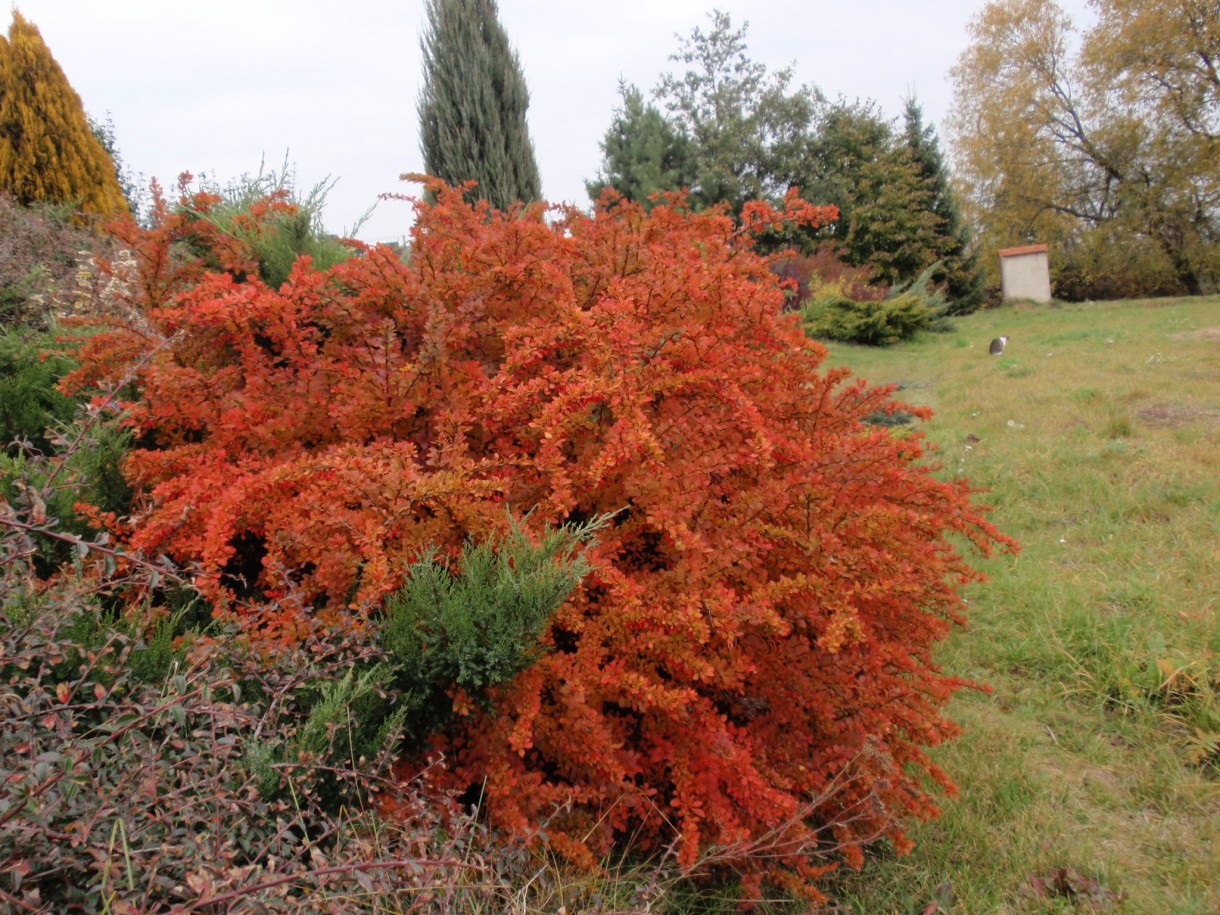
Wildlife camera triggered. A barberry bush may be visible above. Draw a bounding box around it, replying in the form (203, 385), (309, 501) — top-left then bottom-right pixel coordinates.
(66, 179), (1013, 899)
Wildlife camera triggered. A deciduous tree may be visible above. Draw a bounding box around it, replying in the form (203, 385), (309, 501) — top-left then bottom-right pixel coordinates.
(950, 0), (1219, 297)
(0, 11), (127, 217)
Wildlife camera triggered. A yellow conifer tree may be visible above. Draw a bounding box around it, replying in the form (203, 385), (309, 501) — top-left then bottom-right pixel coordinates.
(0, 10), (127, 217)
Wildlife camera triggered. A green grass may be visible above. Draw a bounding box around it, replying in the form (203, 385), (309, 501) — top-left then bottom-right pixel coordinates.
(817, 296), (1220, 913)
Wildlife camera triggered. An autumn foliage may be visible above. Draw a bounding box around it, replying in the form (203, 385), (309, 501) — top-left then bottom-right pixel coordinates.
(69, 179), (1012, 896)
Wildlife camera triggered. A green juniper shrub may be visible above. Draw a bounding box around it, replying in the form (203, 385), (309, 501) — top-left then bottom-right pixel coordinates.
(801, 289), (933, 345)
(240, 513), (605, 809)
(861, 383), (919, 427)
(800, 262), (950, 345)
(862, 407), (917, 427)
(379, 514), (605, 742)
(894, 260), (955, 331)
(0, 328), (78, 455)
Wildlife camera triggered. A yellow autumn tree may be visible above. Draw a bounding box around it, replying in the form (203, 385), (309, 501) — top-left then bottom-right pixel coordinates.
(950, 0), (1219, 299)
(0, 10), (127, 217)
(1083, 0), (1220, 289)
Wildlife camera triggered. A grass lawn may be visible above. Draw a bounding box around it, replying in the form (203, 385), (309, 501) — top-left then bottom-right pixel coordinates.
(818, 296), (1220, 913)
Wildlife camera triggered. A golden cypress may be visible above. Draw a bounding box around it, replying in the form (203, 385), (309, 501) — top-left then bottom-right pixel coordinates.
(0, 10), (127, 217)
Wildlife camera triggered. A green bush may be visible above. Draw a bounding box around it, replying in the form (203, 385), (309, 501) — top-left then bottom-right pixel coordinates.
(182, 161), (358, 289)
(1, 325), (136, 576)
(1, 403), (133, 576)
(800, 262), (953, 346)
(380, 514), (604, 741)
(801, 289), (933, 345)
(0, 326), (130, 574)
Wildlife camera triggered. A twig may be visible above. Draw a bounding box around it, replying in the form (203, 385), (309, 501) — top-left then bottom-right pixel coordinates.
(0, 513), (189, 584)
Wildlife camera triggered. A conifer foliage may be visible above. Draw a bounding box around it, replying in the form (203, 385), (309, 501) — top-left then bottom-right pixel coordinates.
(586, 81), (695, 211)
(0, 11), (127, 217)
(69, 180), (1012, 898)
(418, 0), (541, 210)
(902, 97), (984, 313)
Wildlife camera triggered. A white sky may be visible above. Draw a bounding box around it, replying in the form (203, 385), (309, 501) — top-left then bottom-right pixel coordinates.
(7, 1), (1093, 244)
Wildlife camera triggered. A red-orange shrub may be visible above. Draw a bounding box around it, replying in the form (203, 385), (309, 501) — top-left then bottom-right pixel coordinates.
(69, 180), (1013, 897)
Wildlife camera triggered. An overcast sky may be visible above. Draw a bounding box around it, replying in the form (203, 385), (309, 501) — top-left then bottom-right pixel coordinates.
(8, 1), (1093, 243)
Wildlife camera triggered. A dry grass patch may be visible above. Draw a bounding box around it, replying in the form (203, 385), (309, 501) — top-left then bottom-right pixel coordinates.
(1170, 326), (1220, 342)
(1137, 402), (1220, 429)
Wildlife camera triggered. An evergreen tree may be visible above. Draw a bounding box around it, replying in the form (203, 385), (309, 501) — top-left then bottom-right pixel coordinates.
(800, 101), (942, 286)
(0, 11), (127, 217)
(902, 97), (984, 312)
(586, 82), (695, 209)
(654, 11), (818, 212)
(582, 12), (976, 299)
(586, 12), (818, 216)
(418, 0), (541, 211)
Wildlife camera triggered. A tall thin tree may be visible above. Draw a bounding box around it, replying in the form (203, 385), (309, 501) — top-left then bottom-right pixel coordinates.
(418, 0), (541, 210)
(0, 11), (127, 217)
(902, 96), (984, 312)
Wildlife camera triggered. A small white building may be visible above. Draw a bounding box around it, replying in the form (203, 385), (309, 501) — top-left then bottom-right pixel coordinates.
(998, 244), (1052, 303)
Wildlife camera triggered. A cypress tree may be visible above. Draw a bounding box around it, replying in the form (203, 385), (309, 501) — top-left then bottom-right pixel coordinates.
(418, 0), (541, 211)
(0, 11), (127, 217)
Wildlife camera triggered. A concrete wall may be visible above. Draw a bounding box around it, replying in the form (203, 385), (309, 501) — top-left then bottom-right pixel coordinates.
(999, 245), (1051, 303)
